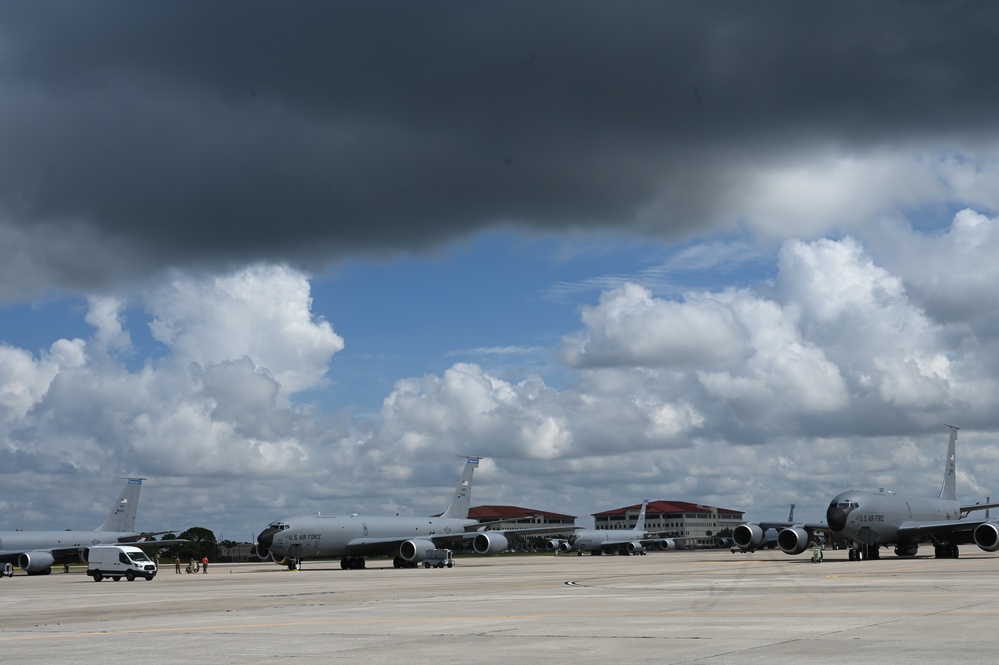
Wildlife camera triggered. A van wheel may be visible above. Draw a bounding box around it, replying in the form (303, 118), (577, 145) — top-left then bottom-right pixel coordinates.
(93, 572), (103, 582)
(126, 571), (135, 582)
(112, 576), (121, 581)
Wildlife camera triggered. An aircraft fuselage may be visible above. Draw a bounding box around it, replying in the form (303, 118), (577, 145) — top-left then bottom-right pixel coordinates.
(259, 514), (478, 559)
(571, 529), (645, 552)
(826, 490), (961, 545)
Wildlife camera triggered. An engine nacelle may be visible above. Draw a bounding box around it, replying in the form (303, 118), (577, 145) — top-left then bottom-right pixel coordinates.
(558, 541), (573, 552)
(732, 523), (766, 551)
(254, 544), (274, 561)
(544, 539), (565, 552)
(658, 538), (677, 551)
(18, 550), (55, 573)
(894, 544), (919, 557)
(625, 541), (644, 555)
(399, 538), (437, 563)
(974, 522), (999, 552)
(472, 531), (509, 555)
(776, 527), (810, 555)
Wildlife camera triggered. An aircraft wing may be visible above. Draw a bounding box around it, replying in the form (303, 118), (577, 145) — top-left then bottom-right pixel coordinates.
(123, 538), (189, 548)
(896, 518), (992, 539)
(960, 502), (999, 516)
(344, 525), (578, 554)
(753, 521), (827, 532)
(472, 525), (580, 536)
(118, 530), (187, 541)
(343, 536), (417, 555)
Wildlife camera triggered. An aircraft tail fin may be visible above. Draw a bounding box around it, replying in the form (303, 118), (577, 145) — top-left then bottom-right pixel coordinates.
(939, 426), (958, 501)
(634, 500), (649, 532)
(96, 478), (144, 532)
(440, 458), (479, 519)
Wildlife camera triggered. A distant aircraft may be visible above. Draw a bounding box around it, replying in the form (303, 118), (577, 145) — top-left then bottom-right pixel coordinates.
(732, 426), (999, 560)
(545, 500), (692, 556)
(255, 457), (576, 570)
(0, 478), (180, 575)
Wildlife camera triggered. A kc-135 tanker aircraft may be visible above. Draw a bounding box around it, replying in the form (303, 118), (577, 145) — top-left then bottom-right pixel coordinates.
(733, 426), (999, 560)
(544, 499), (694, 555)
(256, 457), (576, 569)
(0, 478), (182, 575)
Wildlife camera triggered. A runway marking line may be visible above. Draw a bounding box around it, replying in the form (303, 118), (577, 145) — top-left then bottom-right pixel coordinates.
(5, 606), (999, 643)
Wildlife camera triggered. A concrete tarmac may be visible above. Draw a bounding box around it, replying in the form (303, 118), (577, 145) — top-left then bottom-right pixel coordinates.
(2, 549), (999, 664)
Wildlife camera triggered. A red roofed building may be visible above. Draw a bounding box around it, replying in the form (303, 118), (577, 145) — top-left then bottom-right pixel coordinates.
(469, 505), (577, 531)
(593, 501), (745, 548)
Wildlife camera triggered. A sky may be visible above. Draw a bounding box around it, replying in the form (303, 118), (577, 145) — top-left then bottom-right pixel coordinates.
(3, 2), (999, 542)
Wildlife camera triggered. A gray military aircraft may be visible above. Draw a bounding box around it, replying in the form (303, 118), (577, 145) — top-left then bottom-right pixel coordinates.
(255, 457), (576, 569)
(544, 499), (691, 555)
(0, 478), (180, 575)
(732, 426), (999, 560)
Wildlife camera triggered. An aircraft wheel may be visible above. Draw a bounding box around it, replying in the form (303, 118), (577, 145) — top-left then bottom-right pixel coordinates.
(446, 562), (453, 568)
(126, 571), (135, 582)
(424, 562), (431, 568)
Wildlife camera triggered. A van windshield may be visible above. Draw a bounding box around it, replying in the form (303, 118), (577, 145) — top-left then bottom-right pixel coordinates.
(129, 551), (152, 563)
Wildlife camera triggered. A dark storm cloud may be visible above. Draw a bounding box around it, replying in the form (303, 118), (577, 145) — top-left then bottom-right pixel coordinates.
(1, 1), (998, 291)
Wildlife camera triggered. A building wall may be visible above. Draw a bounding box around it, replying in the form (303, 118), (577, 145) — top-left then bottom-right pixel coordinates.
(594, 507), (744, 548)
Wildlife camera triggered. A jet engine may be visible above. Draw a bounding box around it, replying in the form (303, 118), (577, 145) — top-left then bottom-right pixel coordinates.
(399, 538), (437, 563)
(625, 541), (644, 555)
(732, 523), (766, 551)
(974, 522), (999, 552)
(776, 527), (810, 555)
(657, 539), (677, 551)
(254, 544), (273, 561)
(18, 550), (55, 573)
(544, 539), (565, 552)
(472, 532), (509, 555)
(558, 541), (573, 552)
(894, 544), (919, 557)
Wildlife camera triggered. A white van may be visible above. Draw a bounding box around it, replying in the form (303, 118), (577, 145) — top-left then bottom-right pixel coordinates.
(87, 545), (157, 582)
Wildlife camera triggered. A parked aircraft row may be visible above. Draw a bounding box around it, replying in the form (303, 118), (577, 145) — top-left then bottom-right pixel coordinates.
(6, 426), (999, 576)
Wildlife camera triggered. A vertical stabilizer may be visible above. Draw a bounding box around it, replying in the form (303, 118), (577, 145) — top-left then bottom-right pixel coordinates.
(96, 478), (143, 532)
(939, 426), (958, 501)
(634, 500), (649, 532)
(440, 458), (479, 519)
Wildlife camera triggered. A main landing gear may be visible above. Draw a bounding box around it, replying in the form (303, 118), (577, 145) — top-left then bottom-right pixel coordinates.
(933, 543), (959, 559)
(392, 556), (419, 568)
(848, 544), (881, 561)
(340, 557), (366, 569)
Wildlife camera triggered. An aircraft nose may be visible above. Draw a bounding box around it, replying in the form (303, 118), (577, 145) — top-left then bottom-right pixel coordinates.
(826, 504), (848, 532)
(257, 527), (279, 549)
